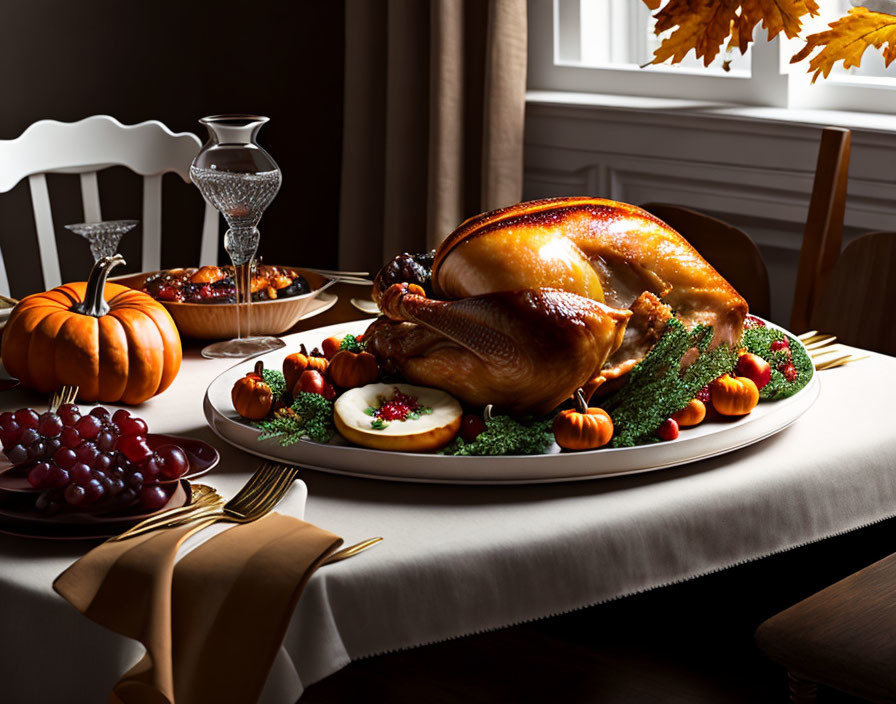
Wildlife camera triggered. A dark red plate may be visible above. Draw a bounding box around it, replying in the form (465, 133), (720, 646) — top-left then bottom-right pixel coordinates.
(0, 434), (219, 493)
(0, 480), (191, 540)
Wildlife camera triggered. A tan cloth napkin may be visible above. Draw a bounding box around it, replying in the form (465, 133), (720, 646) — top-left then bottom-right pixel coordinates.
(53, 514), (342, 704)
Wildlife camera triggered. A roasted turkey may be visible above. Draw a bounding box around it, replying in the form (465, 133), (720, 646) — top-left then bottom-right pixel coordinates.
(365, 197), (748, 414)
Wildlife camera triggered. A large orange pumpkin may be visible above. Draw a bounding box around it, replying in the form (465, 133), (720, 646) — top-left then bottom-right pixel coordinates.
(1, 254), (182, 404)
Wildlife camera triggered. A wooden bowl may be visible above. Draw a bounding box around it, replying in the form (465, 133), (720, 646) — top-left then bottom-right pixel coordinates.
(113, 268), (337, 340)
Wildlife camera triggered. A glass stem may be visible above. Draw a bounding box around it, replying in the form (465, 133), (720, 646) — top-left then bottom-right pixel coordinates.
(234, 259), (253, 340)
(224, 226), (260, 342)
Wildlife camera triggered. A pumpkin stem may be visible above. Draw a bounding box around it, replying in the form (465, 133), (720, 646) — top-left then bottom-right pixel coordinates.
(574, 388), (588, 414)
(71, 254), (125, 317)
(483, 404), (494, 422)
(300, 343), (309, 357)
(254, 360), (264, 376)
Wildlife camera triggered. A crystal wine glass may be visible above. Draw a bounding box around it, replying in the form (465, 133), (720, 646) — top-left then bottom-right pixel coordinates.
(190, 115), (284, 359)
(65, 220), (139, 261)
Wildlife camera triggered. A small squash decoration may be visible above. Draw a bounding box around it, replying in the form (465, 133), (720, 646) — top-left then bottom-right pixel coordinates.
(1, 255), (181, 404)
(710, 374), (759, 416)
(232, 361), (273, 420)
(321, 335), (345, 359)
(283, 344), (329, 393)
(671, 399), (706, 427)
(552, 389), (614, 451)
(328, 349), (379, 389)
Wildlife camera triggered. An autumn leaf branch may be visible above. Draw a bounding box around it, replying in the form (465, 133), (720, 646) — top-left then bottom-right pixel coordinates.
(640, 0), (896, 81)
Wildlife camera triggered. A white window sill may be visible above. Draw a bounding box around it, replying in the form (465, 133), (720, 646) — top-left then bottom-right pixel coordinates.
(526, 90), (896, 137)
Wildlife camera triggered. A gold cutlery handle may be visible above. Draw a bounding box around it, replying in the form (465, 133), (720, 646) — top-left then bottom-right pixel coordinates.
(110, 503), (225, 542)
(322, 537), (383, 566)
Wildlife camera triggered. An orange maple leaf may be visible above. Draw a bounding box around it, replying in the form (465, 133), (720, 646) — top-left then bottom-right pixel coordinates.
(791, 7), (896, 82)
(642, 0), (818, 67)
(650, 0), (740, 67)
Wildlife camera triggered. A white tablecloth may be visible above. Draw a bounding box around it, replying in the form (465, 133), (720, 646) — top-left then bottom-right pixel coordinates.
(1, 327), (895, 704)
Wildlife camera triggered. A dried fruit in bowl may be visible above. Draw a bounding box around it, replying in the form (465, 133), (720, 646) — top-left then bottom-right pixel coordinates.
(141, 264), (310, 304)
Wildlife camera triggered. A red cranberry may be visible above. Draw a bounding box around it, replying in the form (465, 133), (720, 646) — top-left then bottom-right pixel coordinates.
(657, 418), (679, 441)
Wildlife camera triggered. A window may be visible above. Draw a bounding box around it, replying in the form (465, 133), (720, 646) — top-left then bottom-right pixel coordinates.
(529, 0), (896, 114)
(577, 0), (750, 74)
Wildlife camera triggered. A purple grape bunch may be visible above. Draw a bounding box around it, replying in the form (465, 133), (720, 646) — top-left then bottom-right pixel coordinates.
(0, 404), (189, 514)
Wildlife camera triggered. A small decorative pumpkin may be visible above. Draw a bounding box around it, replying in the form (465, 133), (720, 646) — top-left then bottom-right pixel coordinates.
(321, 335), (345, 359)
(710, 374), (759, 416)
(283, 343), (329, 393)
(232, 361), (273, 420)
(671, 399), (706, 427)
(552, 389), (614, 451)
(1, 255), (181, 404)
(328, 349), (379, 389)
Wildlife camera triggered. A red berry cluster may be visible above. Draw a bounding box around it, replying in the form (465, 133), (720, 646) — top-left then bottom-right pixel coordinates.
(375, 389), (422, 421)
(770, 338), (798, 382)
(694, 384), (712, 404)
(0, 405), (188, 514)
(744, 315), (766, 330)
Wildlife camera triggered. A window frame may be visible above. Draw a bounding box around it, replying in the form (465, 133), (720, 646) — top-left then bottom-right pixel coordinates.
(530, 0), (896, 115)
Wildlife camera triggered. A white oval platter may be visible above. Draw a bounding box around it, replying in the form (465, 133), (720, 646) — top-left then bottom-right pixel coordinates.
(203, 319), (820, 485)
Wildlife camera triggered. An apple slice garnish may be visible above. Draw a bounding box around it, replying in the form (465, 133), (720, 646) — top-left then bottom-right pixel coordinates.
(334, 383), (462, 452)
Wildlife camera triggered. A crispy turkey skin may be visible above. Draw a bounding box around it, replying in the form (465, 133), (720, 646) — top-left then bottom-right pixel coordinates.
(367, 198), (748, 414)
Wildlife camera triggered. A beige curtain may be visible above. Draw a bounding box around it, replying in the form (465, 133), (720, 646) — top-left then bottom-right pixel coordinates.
(339, 0), (527, 272)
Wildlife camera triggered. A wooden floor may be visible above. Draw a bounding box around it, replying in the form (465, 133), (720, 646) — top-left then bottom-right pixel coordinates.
(302, 519), (895, 703)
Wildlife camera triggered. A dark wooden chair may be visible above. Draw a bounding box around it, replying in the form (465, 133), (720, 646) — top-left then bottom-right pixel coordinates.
(755, 551), (896, 703)
(790, 127), (852, 333)
(640, 202), (772, 319)
(808, 230), (896, 357)
(643, 126), (852, 329)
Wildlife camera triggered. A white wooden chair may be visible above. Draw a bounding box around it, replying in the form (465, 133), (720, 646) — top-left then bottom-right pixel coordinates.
(0, 115), (220, 296)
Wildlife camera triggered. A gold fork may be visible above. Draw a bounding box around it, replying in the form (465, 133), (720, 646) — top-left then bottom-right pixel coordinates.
(49, 385), (78, 410)
(322, 537), (383, 566)
(110, 462), (298, 541)
(798, 331), (869, 371)
(109, 484), (224, 542)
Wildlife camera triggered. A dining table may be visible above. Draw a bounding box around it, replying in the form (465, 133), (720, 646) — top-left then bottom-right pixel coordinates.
(1, 312), (894, 704)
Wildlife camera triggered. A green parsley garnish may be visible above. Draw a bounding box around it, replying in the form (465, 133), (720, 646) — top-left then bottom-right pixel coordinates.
(339, 333), (363, 353)
(255, 392), (334, 445)
(260, 368), (286, 402)
(441, 415), (554, 456)
(742, 326), (813, 400)
(601, 318), (738, 448)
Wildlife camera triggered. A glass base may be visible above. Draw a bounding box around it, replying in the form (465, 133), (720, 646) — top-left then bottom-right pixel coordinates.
(201, 335), (286, 359)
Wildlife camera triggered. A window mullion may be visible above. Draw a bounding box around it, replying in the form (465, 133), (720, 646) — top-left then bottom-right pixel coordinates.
(749, 30), (789, 107)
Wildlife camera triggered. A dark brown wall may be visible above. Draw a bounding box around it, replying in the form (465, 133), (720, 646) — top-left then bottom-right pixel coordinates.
(0, 0), (344, 298)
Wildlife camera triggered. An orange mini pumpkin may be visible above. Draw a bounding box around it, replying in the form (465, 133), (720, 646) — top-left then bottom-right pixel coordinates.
(283, 343), (329, 393)
(232, 361), (273, 420)
(671, 398), (706, 427)
(1, 255), (181, 404)
(321, 335), (344, 359)
(552, 389), (614, 451)
(328, 349), (379, 389)
(710, 374), (759, 416)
